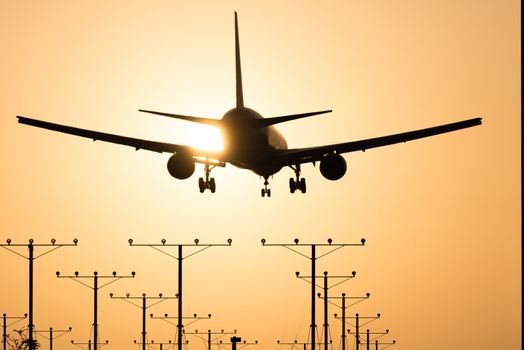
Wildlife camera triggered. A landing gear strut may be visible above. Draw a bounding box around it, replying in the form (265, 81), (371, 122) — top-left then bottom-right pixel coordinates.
(198, 163), (216, 193)
(261, 177), (271, 197)
(289, 164), (306, 193)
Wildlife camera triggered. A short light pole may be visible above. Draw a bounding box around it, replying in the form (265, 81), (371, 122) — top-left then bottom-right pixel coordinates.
(129, 237), (232, 350)
(215, 336), (257, 350)
(135, 339), (173, 350)
(183, 328), (235, 350)
(364, 330), (389, 350)
(277, 340), (309, 350)
(71, 339), (108, 350)
(34, 326), (72, 350)
(151, 313), (211, 343)
(2, 313), (27, 350)
(374, 340), (395, 350)
(333, 292), (370, 350)
(56, 271), (135, 350)
(337, 314), (380, 350)
(1, 238), (78, 350)
(262, 238), (365, 350)
(110, 292), (177, 350)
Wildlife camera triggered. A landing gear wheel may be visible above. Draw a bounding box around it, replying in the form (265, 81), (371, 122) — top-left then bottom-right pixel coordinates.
(261, 188), (266, 197)
(209, 177), (216, 193)
(198, 177), (205, 193)
(289, 178), (296, 193)
(267, 189), (271, 197)
(299, 178), (306, 193)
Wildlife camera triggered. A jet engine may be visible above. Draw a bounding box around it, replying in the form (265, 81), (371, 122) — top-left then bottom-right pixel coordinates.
(167, 153), (195, 179)
(319, 153), (347, 180)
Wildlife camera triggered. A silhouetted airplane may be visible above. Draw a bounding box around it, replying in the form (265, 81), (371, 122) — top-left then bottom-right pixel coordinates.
(18, 13), (482, 197)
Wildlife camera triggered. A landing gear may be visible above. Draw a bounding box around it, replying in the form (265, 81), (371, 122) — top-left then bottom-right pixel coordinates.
(289, 164), (306, 193)
(198, 163), (216, 193)
(261, 177), (271, 197)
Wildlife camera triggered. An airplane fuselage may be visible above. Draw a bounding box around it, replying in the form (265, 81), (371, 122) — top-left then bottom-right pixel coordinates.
(221, 107), (287, 177)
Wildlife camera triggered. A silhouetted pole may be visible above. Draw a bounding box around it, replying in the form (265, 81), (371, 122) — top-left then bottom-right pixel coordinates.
(57, 271), (134, 350)
(333, 293), (370, 350)
(264, 238), (365, 350)
(35, 326), (71, 350)
(340, 314), (380, 350)
(110, 293), (177, 350)
(362, 330), (389, 350)
(72, 339), (108, 350)
(1, 238), (78, 350)
(184, 328), (235, 350)
(2, 313), (27, 350)
(129, 237), (232, 350)
(136, 340), (173, 350)
(374, 340), (395, 350)
(277, 340), (308, 350)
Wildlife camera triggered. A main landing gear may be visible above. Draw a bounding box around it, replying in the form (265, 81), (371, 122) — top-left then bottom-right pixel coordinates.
(261, 177), (271, 197)
(198, 163), (216, 193)
(289, 164), (306, 194)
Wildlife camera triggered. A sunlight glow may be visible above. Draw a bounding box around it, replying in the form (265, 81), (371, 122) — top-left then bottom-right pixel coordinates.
(188, 125), (224, 151)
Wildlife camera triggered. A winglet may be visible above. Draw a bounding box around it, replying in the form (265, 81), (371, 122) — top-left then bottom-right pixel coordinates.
(235, 11), (244, 108)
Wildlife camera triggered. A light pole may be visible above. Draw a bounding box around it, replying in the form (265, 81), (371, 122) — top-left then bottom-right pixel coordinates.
(110, 292), (177, 350)
(336, 314), (380, 350)
(363, 330), (389, 350)
(277, 340), (309, 350)
(71, 339), (108, 350)
(129, 237), (232, 350)
(332, 292), (370, 350)
(34, 326), (72, 350)
(183, 328), (236, 350)
(262, 238), (365, 350)
(1, 313), (27, 350)
(296, 270), (357, 350)
(56, 271), (135, 350)
(1, 238), (78, 350)
(135, 339), (174, 350)
(374, 340), (395, 350)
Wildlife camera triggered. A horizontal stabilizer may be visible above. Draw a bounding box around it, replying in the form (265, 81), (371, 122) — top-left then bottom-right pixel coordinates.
(138, 109), (222, 127)
(253, 110), (332, 128)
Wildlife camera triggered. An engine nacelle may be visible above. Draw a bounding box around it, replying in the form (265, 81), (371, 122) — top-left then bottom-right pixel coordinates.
(319, 154), (347, 181)
(167, 153), (195, 179)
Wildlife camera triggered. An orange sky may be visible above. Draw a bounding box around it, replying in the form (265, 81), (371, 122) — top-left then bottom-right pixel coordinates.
(0, 1), (520, 350)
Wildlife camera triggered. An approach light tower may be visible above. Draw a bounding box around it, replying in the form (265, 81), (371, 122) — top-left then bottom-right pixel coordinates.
(262, 238), (365, 350)
(1, 238), (78, 350)
(332, 292), (371, 350)
(297, 271), (357, 350)
(110, 293), (178, 350)
(2, 313), (27, 350)
(129, 237), (232, 350)
(56, 271), (135, 350)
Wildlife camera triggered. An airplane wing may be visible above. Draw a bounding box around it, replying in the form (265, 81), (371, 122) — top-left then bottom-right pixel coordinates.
(17, 116), (225, 162)
(275, 117), (482, 166)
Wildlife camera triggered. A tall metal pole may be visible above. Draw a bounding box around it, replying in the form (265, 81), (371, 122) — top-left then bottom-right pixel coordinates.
(366, 330), (369, 350)
(2, 314), (4, 350)
(341, 295), (346, 350)
(94, 273), (98, 350)
(142, 296), (146, 350)
(57, 271), (134, 350)
(129, 238), (231, 350)
(49, 327), (53, 350)
(311, 245), (315, 350)
(1, 238), (78, 350)
(355, 314), (359, 350)
(323, 271), (328, 350)
(28, 243), (34, 349)
(178, 245), (183, 350)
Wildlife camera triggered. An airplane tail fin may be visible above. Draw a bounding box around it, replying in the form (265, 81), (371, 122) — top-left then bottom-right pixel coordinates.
(235, 12), (244, 108)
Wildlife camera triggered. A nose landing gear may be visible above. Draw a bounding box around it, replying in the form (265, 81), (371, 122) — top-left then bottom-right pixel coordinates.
(289, 164), (306, 193)
(261, 177), (271, 197)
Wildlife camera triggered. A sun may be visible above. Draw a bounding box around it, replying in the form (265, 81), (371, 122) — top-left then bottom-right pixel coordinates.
(188, 125), (224, 152)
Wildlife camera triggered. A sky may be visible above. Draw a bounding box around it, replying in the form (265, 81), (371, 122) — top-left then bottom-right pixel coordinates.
(0, 1), (520, 350)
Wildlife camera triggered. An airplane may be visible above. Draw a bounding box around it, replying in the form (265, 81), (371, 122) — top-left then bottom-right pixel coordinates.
(17, 12), (482, 197)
